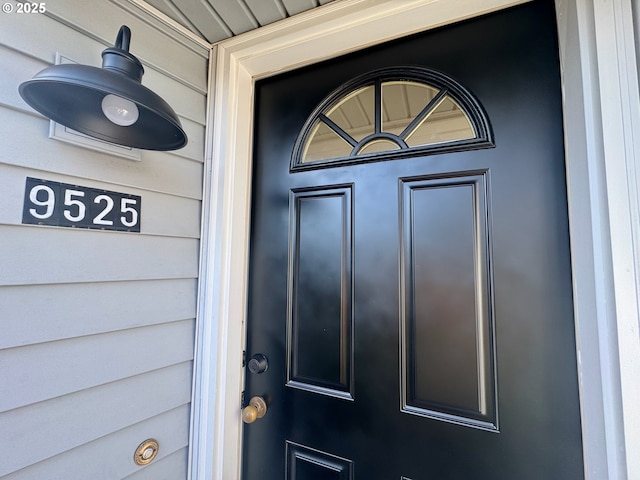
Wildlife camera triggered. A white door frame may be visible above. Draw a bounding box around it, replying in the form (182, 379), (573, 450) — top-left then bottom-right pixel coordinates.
(188, 0), (640, 479)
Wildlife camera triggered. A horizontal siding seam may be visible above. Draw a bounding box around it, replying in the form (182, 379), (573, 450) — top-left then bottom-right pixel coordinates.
(0, 317), (196, 352)
(0, 101), (45, 120)
(179, 110), (208, 127)
(112, 404), (192, 444)
(0, 42), (50, 66)
(0, 159), (205, 200)
(162, 147), (206, 165)
(0, 276), (196, 288)
(0, 275), (200, 289)
(0, 360), (194, 416)
(0, 222), (202, 240)
(149, 149), (206, 164)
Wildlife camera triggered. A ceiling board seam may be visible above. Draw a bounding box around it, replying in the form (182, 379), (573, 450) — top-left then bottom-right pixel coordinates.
(215, 0), (379, 51)
(275, 0), (289, 17)
(238, 0), (260, 29)
(119, 0), (213, 50)
(202, 0), (234, 37)
(159, 0), (208, 41)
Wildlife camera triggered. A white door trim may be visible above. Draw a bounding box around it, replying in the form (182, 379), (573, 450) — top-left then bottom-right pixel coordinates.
(590, 0), (640, 477)
(189, 0), (640, 478)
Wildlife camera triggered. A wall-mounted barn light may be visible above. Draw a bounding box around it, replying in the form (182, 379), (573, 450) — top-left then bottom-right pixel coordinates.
(19, 26), (187, 151)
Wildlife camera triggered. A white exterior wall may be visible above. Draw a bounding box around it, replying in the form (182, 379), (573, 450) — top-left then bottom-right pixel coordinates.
(0, 1), (209, 478)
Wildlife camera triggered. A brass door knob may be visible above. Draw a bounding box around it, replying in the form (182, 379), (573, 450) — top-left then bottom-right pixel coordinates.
(242, 396), (267, 424)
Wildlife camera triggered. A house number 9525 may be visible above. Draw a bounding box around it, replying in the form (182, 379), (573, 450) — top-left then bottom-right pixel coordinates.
(22, 177), (141, 232)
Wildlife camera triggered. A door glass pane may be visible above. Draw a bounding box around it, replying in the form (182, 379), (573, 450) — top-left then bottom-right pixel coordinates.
(382, 81), (439, 136)
(325, 85), (375, 143)
(358, 139), (401, 155)
(405, 95), (475, 147)
(302, 119), (354, 162)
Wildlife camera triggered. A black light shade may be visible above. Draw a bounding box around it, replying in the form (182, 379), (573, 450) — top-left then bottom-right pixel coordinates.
(19, 26), (187, 151)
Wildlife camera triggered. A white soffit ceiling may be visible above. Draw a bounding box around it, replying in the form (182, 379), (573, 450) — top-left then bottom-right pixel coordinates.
(140, 0), (337, 43)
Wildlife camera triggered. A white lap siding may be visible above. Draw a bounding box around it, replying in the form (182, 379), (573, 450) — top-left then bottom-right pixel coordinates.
(0, 1), (208, 477)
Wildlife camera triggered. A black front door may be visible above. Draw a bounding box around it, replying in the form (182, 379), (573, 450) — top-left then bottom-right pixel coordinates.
(243, 2), (584, 479)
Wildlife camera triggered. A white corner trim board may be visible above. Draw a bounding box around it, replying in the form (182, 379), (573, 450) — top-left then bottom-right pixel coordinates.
(591, 0), (640, 478)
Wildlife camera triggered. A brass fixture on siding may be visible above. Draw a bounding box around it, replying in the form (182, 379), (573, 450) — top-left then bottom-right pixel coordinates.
(134, 439), (159, 466)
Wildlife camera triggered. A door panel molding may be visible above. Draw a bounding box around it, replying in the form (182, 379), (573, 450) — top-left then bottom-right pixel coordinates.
(399, 172), (498, 432)
(285, 441), (353, 480)
(286, 186), (355, 401)
(189, 0), (635, 478)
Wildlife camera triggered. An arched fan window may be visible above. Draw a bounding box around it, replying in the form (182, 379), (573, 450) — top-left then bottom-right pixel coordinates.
(291, 67), (493, 171)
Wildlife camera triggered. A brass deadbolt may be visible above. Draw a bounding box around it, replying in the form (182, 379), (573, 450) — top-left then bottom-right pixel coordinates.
(134, 439), (159, 466)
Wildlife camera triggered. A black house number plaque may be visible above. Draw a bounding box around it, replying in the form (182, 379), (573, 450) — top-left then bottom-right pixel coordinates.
(22, 177), (141, 232)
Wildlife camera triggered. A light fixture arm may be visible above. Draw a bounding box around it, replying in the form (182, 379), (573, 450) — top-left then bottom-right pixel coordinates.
(101, 26), (144, 83)
(115, 25), (131, 51)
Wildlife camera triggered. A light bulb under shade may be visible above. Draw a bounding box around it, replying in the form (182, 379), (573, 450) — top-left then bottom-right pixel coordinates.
(102, 94), (139, 126)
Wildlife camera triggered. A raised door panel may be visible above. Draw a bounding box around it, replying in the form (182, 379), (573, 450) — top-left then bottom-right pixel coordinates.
(287, 186), (354, 399)
(400, 173), (497, 430)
